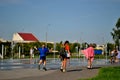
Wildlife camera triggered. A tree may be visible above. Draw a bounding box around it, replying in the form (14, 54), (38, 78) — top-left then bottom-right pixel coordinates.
(107, 43), (115, 52)
(111, 18), (120, 49)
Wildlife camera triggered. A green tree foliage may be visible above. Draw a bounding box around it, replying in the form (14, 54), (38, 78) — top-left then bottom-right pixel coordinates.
(111, 18), (120, 47)
(0, 42), (11, 58)
(70, 42), (80, 53)
(0, 41), (86, 59)
(107, 43), (115, 51)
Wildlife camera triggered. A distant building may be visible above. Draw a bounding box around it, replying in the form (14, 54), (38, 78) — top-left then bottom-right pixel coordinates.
(12, 32), (39, 43)
(0, 38), (7, 42)
(95, 45), (105, 55)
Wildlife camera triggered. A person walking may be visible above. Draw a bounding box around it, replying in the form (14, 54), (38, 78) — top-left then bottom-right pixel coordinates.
(30, 47), (34, 60)
(110, 49), (118, 63)
(64, 41), (71, 65)
(64, 40), (71, 72)
(29, 47), (34, 64)
(81, 44), (94, 69)
(34, 44), (49, 71)
(116, 50), (120, 62)
(59, 43), (67, 72)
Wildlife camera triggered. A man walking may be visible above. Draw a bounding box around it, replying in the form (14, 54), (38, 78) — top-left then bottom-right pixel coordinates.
(34, 44), (49, 71)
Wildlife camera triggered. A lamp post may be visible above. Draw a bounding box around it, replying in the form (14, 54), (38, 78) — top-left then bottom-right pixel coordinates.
(45, 24), (50, 47)
(2, 44), (4, 59)
(11, 41), (14, 59)
(53, 42), (56, 63)
(105, 44), (108, 63)
(46, 31), (47, 47)
(19, 46), (21, 59)
(118, 36), (120, 51)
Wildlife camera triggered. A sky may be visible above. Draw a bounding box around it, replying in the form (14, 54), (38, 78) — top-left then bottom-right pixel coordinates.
(0, 0), (120, 45)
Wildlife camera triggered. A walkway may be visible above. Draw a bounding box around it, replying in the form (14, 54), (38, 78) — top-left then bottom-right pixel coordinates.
(0, 58), (120, 80)
(0, 63), (120, 80)
(0, 66), (98, 80)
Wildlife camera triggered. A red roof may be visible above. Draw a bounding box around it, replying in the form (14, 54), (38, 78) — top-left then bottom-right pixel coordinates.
(18, 33), (39, 41)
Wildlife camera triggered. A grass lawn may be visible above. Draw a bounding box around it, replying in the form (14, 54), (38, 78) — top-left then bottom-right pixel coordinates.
(80, 66), (120, 80)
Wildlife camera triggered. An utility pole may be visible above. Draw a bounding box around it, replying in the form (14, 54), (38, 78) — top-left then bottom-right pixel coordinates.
(46, 31), (47, 47)
(2, 44), (4, 59)
(46, 24), (50, 47)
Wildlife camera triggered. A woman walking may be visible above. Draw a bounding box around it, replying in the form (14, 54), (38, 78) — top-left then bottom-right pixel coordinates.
(59, 43), (66, 72)
(64, 40), (71, 71)
(82, 44), (94, 69)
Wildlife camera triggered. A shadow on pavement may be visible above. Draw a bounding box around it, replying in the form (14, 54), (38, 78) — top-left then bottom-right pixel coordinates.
(67, 69), (82, 72)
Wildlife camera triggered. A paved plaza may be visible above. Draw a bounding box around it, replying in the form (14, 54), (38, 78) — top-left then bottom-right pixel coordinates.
(0, 58), (120, 80)
(0, 58), (109, 70)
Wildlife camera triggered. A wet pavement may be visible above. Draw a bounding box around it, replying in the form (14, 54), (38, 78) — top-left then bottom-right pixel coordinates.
(0, 58), (120, 80)
(0, 58), (110, 70)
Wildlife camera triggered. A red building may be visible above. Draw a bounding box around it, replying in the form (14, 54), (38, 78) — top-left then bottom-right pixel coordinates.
(12, 32), (39, 42)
